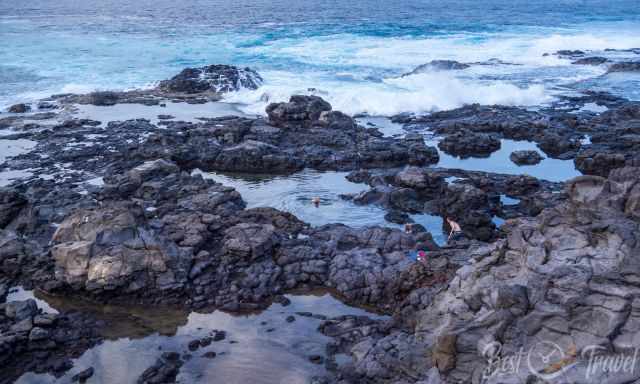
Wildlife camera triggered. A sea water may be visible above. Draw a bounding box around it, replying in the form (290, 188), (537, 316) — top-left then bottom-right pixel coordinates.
(1, 0), (639, 114)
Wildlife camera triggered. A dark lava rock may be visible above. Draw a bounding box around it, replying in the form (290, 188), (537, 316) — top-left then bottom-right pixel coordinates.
(0, 188), (27, 227)
(72, 367), (94, 383)
(537, 133), (581, 158)
(285, 315), (296, 323)
(273, 295), (291, 306)
(555, 49), (585, 56)
(309, 355), (325, 364)
(137, 95), (438, 172)
(4, 299), (38, 321)
(575, 149), (627, 177)
(266, 95), (332, 129)
(442, 183), (495, 241)
(8, 103), (31, 113)
(37, 102), (57, 110)
(202, 351), (217, 359)
(0, 305), (102, 383)
(384, 210), (412, 224)
(572, 56), (609, 65)
(437, 130), (501, 158)
(157, 114), (174, 120)
(159, 64), (263, 94)
(212, 330), (226, 342)
(607, 61), (640, 73)
(188, 339), (201, 351)
(137, 352), (183, 384)
(509, 150), (544, 165)
(86, 91), (120, 106)
(402, 60), (470, 76)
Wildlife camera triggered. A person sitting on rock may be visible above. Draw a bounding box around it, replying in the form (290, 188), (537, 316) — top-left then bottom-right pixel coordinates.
(446, 217), (463, 241)
(404, 223), (413, 234)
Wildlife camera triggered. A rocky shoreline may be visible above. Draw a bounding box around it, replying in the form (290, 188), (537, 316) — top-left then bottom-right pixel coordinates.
(2, 64), (640, 383)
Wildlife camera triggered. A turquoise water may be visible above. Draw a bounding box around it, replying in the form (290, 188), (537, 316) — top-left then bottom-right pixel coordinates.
(2, 0), (640, 114)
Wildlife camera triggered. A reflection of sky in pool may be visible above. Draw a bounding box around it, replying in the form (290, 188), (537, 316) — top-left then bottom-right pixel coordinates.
(74, 102), (251, 125)
(15, 290), (384, 384)
(194, 169), (447, 245)
(429, 138), (581, 182)
(371, 117), (581, 182)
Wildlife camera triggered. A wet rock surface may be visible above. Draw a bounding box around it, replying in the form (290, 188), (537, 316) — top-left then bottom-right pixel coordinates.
(402, 60), (470, 76)
(158, 64), (263, 94)
(137, 352), (184, 384)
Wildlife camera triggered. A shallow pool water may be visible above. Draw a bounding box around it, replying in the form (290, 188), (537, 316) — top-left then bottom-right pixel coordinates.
(74, 101), (253, 125)
(431, 138), (581, 182)
(194, 169), (448, 244)
(14, 289), (382, 384)
(356, 116), (407, 137)
(364, 117), (581, 182)
(0, 138), (37, 163)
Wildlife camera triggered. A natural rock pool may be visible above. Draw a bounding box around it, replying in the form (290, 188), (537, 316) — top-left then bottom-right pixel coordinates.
(10, 287), (384, 384)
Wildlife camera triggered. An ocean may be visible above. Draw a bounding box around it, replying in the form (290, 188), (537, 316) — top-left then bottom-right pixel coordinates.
(1, 0), (640, 115)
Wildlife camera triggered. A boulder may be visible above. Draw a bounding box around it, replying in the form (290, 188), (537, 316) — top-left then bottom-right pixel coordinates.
(438, 130), (501, 158)
(538, 133), (580, 158)
(85, 91), (119, 106)
(509, 149), (544, 165)
(574, 148), (627, 176)
(51, 204), (190, 294)
(159, 64), (263, 94)
(266, 95), (332, 129)
(4, 299), (38, 321)
(8, 103), (31, 113)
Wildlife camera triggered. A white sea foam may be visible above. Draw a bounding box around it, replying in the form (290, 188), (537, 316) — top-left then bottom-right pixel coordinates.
(223, 25), (640, 116)
(225, 70), (552, 116)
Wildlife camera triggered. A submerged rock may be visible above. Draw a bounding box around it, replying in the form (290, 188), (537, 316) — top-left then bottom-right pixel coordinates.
(137, 352), (183, 384)
(0, 300), (102, 383)
(158, 64), (263, 94)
